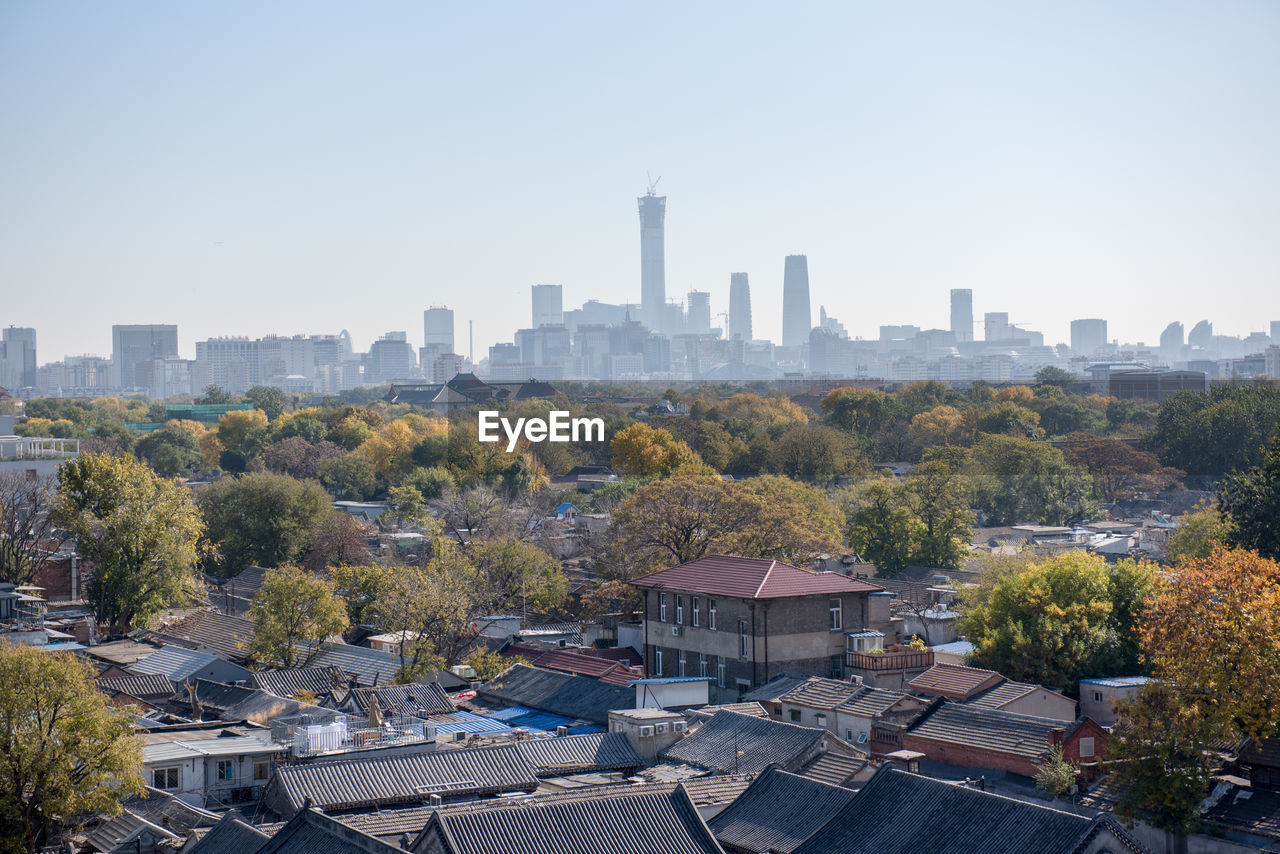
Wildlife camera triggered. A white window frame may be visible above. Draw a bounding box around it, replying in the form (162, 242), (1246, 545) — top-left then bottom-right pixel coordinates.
(1078, 736), (1095, 758)
(678, 652), (687, 677)
(692, 597), (700, 627)
(717, 659), (726, 688)
(215, 760), (234, 782)
(699, 654), (708, 678)
(829, 598), (842, 631)
(708, 599), (717, 631)
(659, 593), (667, 622)
(675, 596), (684, 625)
(816, 713), (827, 727)
(654, 648), (663, 676)
(739, 620), (749, 659)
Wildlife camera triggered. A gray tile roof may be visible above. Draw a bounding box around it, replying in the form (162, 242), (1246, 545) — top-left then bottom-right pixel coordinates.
(249, 666), (352, 699)
(796, 751), (865, 787)
(791, 767), (1102, 854)
(305, 642), (399, 687)
(97, 672), (175, 700)
(661, 710), (824, 776)
(709, 768), (856, 854)
(837, 685), (912, 718)
(905, 701), (1063, 761)
(413, 786), (723, 854)
(83, 810), (178, 852)
(131, 646), (219, 681)
(740, 674), (812, 704)
(476, 664), (632, 724)
(349, 683), (454, 717)
(182, 812), (268, 854)
(257, 807), (404, 854)
(514, 732), (644, 776)
(147, 610), (256, 663)
(779, 677), (863, 710)
(966, 681), (1040, 710)
(264, 744), (539, 816)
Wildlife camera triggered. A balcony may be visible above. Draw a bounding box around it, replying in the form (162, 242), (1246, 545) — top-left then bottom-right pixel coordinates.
(846, 650), (934, 671)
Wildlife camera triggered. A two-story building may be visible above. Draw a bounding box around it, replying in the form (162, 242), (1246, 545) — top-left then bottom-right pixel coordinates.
(630, 555), (892, 702)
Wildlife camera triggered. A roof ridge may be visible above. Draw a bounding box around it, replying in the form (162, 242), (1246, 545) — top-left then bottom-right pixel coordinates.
(754, 560), (778, 598)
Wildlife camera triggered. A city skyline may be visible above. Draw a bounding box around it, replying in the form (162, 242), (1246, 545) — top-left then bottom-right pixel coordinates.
(3, 3), (1278, 362)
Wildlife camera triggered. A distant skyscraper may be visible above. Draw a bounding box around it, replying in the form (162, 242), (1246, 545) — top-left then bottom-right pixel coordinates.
(1271, 320), (1280, 345)
(1160, 322), (1184, 354)
(1188, 320), (1213, 349)
(1070, 318), (1108, 356)
(729, 273), (752, 341)
(112, 324), (178, 389)
(423, 306), (455, 356)
(531, 284), (563, 328)
(0, 326), (37, 389)
(781, 255), (811, 348)
(687, 291), (711, 335)
(950, 289), (974, 343)
(984, 312), (1011, 342)
(638, 188), (666, 333)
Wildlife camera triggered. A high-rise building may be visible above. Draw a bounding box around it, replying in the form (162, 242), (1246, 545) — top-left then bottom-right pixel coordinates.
(729, 273), (752, 341)
(1160, 322), (1184, 354)
(423, 307), (455, 357)
(368, 332), (416, 383)
(112, 324), (178, 390)
(0, 326), (37, 390)
(531, 284), (563, 328)
(638, 189), (666, 333)
(1188, 320), (1213, 350)
(1070, 318), (1108, 356)
(781, 255), (811, 348)
(687, 291), (711, 335)
(984, 312), (1011, 342)
(950, 289), (974, 343)
(1271, 321), (1280, 345)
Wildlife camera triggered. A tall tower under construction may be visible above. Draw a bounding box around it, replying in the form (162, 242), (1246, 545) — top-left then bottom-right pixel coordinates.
(782, 255), (811, 348)
(729, 273), (752, 341)
(638, 185), (667, 333)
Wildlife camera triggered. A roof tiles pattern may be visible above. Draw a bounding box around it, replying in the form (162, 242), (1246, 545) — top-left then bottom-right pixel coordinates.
(631, 554), (883, 599)
(908, 663), (1005, 700)
(514, 732), (644, 776)
(661, 710), (824, 776)
(709, 768), (856, 854)
(905, 702), (1064, 760)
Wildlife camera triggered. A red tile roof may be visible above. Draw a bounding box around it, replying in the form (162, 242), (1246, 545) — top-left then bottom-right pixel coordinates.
(630, 554), (884, 600)
(908, 664), (1005, 700)
(529, 650), (620, 679)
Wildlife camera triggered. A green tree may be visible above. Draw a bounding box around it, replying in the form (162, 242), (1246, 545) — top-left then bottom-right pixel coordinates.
(471, 536), (568, 616)
(249, 566), (349, 667)
(959, 552), (1156, 693)
(846, 479), (922, 576)
(0, 646), (143, 853)
(1166, 501), (1228, 565)
(1033, 366), (1076, 387)
(329, 563), (394, 626)
(820, 387), (899, 451)
(903, 460), (975, 569)
(1218, 436), (1280, 559)
(1034, 745), (1076, 798)
(197, 472), (331, 576)
(1110, 682), (1221, 836)
(133, 426), (203, 477)
(1147, 384), (1280, 477)
(974, 402), (1043, 439)
(246, 385), (289, 420)
(969, 435), (1096, 525)
(54, 453), (204, 633)
(318, 454), (378, 500)
(197, 385), (237, 404)
(767, 423), (864, 483)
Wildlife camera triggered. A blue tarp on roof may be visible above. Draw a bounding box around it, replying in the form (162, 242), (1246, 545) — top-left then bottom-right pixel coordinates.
(488, 705), (540, 722)
(431, 711), (518, 735)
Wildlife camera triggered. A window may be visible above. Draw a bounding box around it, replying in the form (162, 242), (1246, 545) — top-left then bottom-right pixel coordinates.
(675, 596), (684, 625)
(254, 761), (270, 781)
(654, 648), (663, 676)
(708, 600), (717, 630)
(699, 654), (708, 678)
(790, 709), (802, 722)
(816, 713), (827, 727)
(1078, 736), (1095, 758)
(735, 679), (751, 695)
(659, 593), (667, 622)
(216, 760), (234, 781)
(152, 767), (179, 790)
(678, 652), (687, 677)
(846, 730), (854, 742)
(1093, 692), (1103, 703)
(857, 732), (869, 744)
(692, 598), (700, 627)
(739, 620), (749, 658)
(829, 598), (842, 631)
(717, 660), (726, 688)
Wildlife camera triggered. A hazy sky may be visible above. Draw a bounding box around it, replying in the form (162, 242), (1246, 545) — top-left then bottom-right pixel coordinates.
(2, 1), (1278, 362)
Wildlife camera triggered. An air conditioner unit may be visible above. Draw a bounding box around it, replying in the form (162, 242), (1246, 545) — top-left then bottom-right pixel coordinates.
(639, 726), (655, 737)
(673, 721), (686, 732)
(671, 626), (683, 637)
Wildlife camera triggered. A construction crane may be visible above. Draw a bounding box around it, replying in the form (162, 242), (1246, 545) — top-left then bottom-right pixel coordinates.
(716, 312), (730, 338)
(646, 172), (662, 195)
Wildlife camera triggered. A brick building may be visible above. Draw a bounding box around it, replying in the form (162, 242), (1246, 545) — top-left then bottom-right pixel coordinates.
(630, 555), (891, 702)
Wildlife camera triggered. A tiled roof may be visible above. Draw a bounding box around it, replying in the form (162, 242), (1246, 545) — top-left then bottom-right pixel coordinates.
(413, 786), (722, 854)
(1241, 737), (1280, 769)
(349, 682), (455, 716)
(97, 672), (175, 700)
(248, 666), (351, 698)
(661, 710), (824, 776)
(1204, 785), (1280, 841)
(131, 646), (219, 681)
(477, 664), (632, 724)
(908, 663), (1005, 700)
(686, 702), (769, 721)
(838, 686), (913, 719)
(630, 554), (883, 599)
(257, 806), (403, 854)
(304, 642), (399, 687)
(741, 673), (813, 704)
(905, 702), (1063, 760)
(264, 744), (539, 816)
(790, 767), (1106, 854)
(709, 768), (857, 854)
(182, 812), (268, 854)
(966, 681), (1041, 710)
(1079, 676), (1153, 689)
(796, 751), (866, 787)
(514, 732), (644, 776)
(148, 610), (256, 663)
(581, 647), (641, 666)
(528, 649), (623, 678)
(780, 677), (863, 710)
(83, 811), (178, 851)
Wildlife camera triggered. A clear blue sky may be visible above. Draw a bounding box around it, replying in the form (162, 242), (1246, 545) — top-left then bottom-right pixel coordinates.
(2, 1), (1278, 362)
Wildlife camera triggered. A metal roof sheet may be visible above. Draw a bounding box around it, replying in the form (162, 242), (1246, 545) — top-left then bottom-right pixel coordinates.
(131, 646), (219, 680)
(709, 768), (856, 854)
(631, 554), (883, 599)
(661, 710), (825, 776)
(515, 732), (643, 776)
